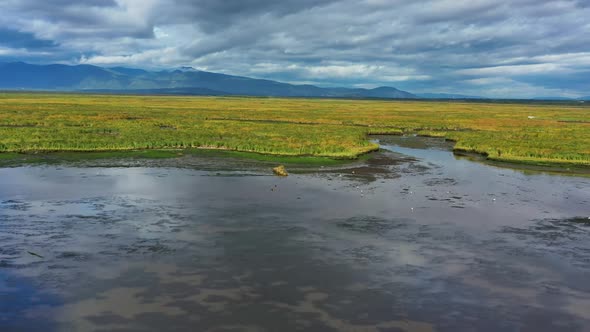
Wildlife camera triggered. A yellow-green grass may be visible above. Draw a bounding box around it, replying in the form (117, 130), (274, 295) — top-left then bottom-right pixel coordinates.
(0, 92), (589, 166)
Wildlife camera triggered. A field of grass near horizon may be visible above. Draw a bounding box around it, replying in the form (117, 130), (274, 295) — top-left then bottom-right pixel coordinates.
(0, 93), (589, 166)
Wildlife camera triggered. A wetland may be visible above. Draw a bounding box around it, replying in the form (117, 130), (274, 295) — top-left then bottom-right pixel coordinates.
(1, 136), (589, 331)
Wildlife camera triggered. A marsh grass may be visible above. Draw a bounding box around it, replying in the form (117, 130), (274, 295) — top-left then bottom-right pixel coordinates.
(0, 93), (588, 166)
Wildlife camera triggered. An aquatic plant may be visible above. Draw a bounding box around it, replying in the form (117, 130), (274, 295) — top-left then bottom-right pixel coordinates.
(272, 165), (288, 176)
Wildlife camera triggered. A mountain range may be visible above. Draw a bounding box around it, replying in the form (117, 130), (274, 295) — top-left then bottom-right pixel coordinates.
(0, 62), (416, 99)
(1, 62), (587, 100)
(416, 93), (484, 99)
(532, 96), (579, 101)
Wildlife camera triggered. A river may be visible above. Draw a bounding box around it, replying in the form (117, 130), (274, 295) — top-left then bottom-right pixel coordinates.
(1, 136), (589, 331)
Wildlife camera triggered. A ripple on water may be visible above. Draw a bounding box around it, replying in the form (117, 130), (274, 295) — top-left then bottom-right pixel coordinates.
(335, 216), (410, 235)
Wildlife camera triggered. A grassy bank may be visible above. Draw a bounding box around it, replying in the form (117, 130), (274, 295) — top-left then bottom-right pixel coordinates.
(0, 148), (357, 167)
(0, 93), (588, 166)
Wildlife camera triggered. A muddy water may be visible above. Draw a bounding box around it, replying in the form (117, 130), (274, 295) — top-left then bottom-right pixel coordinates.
(1, 136), (589, 332)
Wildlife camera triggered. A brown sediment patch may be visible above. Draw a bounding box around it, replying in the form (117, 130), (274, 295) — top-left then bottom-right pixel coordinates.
(462, 277), (538, 303)
(143, 263), (206, 287)
(423, 178), (458, 187)
(185, 286), (260, 313)
(564, 294), (590, 320)
(461, 275), (590, 321)
(367, 151), (418, 167)
(33, 263), (260, 330)
(49, 287), (187, 331)
(265, 291), (435, 332)
(310, 150), (421, 183)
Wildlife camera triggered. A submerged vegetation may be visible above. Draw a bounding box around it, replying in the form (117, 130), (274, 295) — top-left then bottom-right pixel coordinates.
(0, 93), (589, 166)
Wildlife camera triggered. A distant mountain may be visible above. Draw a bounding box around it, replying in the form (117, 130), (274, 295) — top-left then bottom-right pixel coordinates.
(580, 96), (590, 101)
(88, 87), (228, 96)
(109, 67), (149, 77)
(417, 93), (484, 99)
(532, 96), (575, 101)
(0, 62), (416, 99)
(0, 62), (124, 90)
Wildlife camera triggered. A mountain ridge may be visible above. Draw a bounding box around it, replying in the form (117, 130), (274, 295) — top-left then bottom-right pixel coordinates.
(417, 93), (486, 99)
(0, 62), (416, 99)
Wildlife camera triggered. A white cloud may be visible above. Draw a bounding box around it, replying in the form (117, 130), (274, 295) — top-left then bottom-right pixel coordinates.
(79, 47), (185, 66)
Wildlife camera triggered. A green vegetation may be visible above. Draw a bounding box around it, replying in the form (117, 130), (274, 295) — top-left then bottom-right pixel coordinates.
(0, 93), (589, 166)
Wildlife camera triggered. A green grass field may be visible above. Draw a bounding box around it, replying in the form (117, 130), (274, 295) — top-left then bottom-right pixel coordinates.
(0, 93), (589, 166)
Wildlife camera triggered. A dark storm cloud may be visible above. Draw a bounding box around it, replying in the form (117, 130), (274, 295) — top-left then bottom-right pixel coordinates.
(2, 0), (118, 27)
(0, 28), (56, 49)
(155, 0), (337, 32)
(0, 0), (589, 97)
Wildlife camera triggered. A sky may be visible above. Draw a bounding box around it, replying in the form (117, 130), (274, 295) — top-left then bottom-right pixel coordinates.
(0, 0), (589, 98)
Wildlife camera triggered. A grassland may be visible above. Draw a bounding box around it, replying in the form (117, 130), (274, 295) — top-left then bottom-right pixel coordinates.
(0, 92), (589, 167)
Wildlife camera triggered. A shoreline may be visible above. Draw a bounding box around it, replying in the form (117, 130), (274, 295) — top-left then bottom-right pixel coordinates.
(1, 135), (589, 177)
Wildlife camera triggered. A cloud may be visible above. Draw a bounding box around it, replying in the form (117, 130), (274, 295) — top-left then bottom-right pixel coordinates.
(457, 63), (565, 76)
(0, 28), (57, 49)
(0, 0), (589, 97)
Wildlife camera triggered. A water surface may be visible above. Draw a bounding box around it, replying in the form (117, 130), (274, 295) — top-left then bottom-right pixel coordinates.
(1, 136), (589, 331)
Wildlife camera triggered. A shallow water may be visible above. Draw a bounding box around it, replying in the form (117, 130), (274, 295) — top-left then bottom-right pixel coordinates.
(1, 136), (589, 332)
